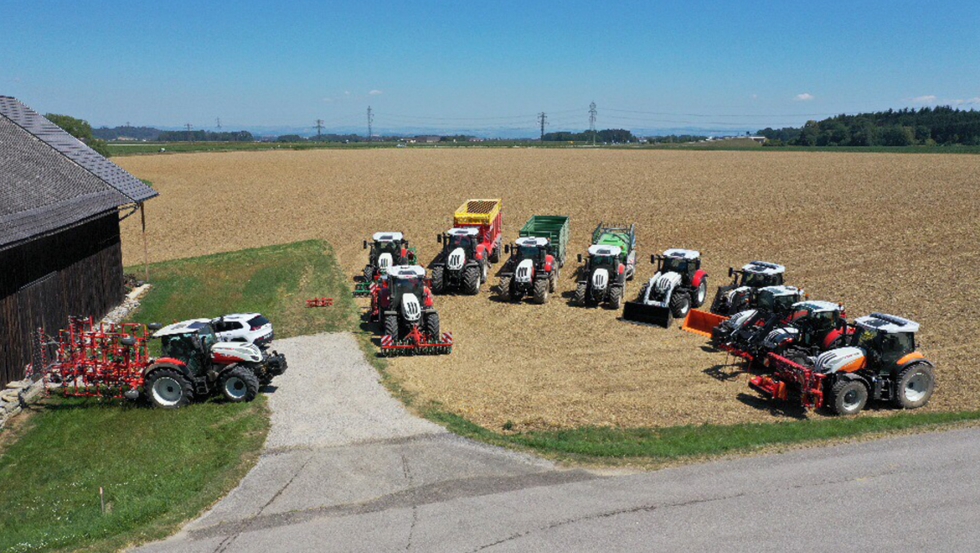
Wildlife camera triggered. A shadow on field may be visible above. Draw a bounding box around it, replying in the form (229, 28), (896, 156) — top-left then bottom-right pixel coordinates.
(703, 363), (748, 382)
(736, 393), (808, 420)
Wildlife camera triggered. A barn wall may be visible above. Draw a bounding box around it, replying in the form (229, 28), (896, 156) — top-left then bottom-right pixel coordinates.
(0, 213), (124, 386)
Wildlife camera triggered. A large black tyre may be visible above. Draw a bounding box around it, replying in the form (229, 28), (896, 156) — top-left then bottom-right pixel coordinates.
(144, 367), (194, 409)
(669, 290), (691, 318)
(424, 311), (441, 339)
(548, 271), (557, 293)
(692, 278), (708, 308)
(608, 286), (623, 309)
(573, 282), (587, 306)
(489, 243), (501, 264)
(219, 366), (260, 403)
(893, 363), (935, 409)
(384, 314), (399, 340)
(533, 278), (550, 304)
(463, 265), (481, 295)
(498, 277), (511, 300)
(430, 266), (445, 294)
(480, 261), (489, 283)
(363, 264), (375, 283)
(829, 378), (868, 416)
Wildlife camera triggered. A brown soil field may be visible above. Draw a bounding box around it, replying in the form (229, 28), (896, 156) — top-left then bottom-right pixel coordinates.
(117, 149), (980, 430)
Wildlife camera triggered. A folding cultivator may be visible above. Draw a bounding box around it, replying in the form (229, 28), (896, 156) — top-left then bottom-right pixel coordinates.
(31, 316), (152, 399)
(750, 353), (827, 411)
(380, 328), (453, 356)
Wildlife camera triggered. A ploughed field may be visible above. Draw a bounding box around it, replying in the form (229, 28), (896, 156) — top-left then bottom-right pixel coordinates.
(118, 149), (980, 430)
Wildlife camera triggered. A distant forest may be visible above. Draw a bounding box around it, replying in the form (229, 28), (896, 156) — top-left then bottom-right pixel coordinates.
(758, 106), (980, 146)
(94, 126), (253, 142)
(542, 129), (637, 142)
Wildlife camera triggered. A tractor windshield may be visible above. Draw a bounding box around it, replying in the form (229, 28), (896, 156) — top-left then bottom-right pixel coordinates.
(662, 257), (689, 274)
(592, 254), (617, 268)
(850, 326), (881, 349)
(392, 276), (423, 298)
(450, 235), (474, 251)
(518, 245), (543, 260)
(375, 240), (400, 255)
(740, 272), (771, 287)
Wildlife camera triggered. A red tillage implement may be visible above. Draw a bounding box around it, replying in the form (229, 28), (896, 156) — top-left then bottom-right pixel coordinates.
(32, 316), (152, 399)
(749, 353), (827, 411)
(379, 329), (453, 356)
(305, 297), (335, 308)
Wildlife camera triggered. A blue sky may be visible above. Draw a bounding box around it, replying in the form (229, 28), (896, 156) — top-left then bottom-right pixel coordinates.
(2, 1), (978, 136)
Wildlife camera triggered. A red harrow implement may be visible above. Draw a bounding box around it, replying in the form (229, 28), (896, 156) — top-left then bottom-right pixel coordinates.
(749, 353), (827, 411)
(380, 328), (453, 356)
(30, 316), (152, 400)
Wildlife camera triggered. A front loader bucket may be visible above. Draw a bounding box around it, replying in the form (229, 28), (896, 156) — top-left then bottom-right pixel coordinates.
(621, 301), (673, 328)
(682, 309), (729, 338)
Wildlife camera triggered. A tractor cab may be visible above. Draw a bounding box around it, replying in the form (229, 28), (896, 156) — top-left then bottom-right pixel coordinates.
(847, 313), (919, 371)
(508, 236), (550, 262)
(441, 228), (479, 254)
(385, 265), (429, 307)
(153, 319), (219, 373)
(755, 286), (805, 314)
(655, 249), (701, 281)
(363, 232), (410, 276)
(733, 261), (785, 288)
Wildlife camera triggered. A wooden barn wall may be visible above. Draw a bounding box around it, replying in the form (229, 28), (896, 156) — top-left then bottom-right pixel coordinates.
(0, 213), (124, 387)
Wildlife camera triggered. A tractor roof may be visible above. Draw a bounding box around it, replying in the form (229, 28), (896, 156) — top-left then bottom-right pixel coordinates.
(212, 313), (261, 322)
(516, 236), (549, 247)
(388, 265), (426, 279)
(743, 261), (785, 275)
(792, 300), (840, 313)
(855, 313), (920, 334)
(663, 248), (700, 260)
(153, 318), (212, 338)
(447, 227), (479, 236)
(589, 244), (622, 257)
(372, 232), (403, 242)
(760, 285), (802, 297)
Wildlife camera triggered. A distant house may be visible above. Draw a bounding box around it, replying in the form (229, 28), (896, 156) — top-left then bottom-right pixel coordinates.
(0, 96), (157, 386)
(415, 135), (441, 143)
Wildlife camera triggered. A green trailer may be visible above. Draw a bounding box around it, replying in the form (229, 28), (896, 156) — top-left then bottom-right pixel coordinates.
(498, 215), (570, 304)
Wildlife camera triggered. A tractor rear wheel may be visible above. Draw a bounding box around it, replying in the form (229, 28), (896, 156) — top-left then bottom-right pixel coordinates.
(384, 314), (399, 340)
(829, 379), (868, 415)
(219, 366), (260, 403)
(145, 368), (194, 409)
(608, 286), (623, 309)
(893, 363), (935, 409)
(670, 291), (691, 318)
(463, 266), (481, 295)
(693, 278), (708, 308)
(424, 311), (441, 339)
(573, 282), (587, 306)
(533, 278), (550, 304)
(489, 243), (500, 263)
(430, 266), (445, 294)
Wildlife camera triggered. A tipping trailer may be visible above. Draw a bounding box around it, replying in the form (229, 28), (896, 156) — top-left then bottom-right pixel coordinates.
(498, 215), (570, 303)
(430, 199), (503, 295)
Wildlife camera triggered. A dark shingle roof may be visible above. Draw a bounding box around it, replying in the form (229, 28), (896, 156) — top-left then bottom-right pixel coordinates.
(0, 96), (157, 249)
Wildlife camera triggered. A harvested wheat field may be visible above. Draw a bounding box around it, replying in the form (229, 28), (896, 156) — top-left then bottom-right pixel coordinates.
(117, 149), (980, 431)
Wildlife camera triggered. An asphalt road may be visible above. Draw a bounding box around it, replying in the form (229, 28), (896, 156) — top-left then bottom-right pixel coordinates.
(134, 333), (980, 552)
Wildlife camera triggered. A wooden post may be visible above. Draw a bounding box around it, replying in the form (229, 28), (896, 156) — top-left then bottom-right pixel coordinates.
(141, 203), (149, 283)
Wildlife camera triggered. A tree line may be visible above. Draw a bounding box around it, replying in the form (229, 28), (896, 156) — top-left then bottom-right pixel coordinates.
(758, 106), (980, 147)
(542, 129), (637, 143)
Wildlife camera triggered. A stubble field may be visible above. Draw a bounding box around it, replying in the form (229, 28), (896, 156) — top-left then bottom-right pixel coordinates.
(117, 149), (980, 431)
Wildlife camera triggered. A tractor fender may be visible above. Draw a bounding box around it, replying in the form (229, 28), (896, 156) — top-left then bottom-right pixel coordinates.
(475, 244), (485, 261)
(544, 254), (554, 273)
(144, 361), (189, 379)
(692, 270), (707, 288)
(822, 329), (845, 350)
(423, 287), (434, 308)
(896, 352), (927, 367)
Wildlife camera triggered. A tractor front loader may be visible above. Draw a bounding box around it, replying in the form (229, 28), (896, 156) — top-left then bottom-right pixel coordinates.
(623, 249), (708, 328)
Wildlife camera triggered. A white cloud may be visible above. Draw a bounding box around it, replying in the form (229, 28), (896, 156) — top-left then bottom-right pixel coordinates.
(953, 97), (980, 106)
(911, 95), (937, 104)
(794, 93), (814, 101)
(368, 89), (383, 96)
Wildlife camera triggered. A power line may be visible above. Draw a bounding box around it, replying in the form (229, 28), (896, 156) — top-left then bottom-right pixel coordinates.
(367, 106), (374, 140)
(315, 119), (324, 138)
(538, 112), (547, 140)
(589, 101), (597, 146)
(216, 117), (222, 129)
(184, 123), (193, 141)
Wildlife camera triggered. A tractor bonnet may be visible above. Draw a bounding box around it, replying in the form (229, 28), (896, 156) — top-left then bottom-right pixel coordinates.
(401, 293), (422, 322)
(515, 258), (535, 283)
(592, 268), (610, 290)
(447, 248), (466, 270)
(372, 232), (404, 242)
(814, 347), (866, 374)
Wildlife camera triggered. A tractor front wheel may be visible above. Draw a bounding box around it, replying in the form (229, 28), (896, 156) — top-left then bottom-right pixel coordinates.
(894, 363), (935, 409)
(670, 291), (691, 318)
(463, 266), (481, 295)
(489, 243), (500, 263)
(498, 277), (511, 300)
(533, 278), (550, 304)
(364, 264), (375, 283)
(573, 282), (587, 306)
(424, 311), (441, 339)
(608, 286), (623, 309)
(145, 368), (193, 409)
(829, 379), (868, 416)
(384, 314), (399, 341)
(693, 278), (708, 308)
(430, 266), (445, 294)
(219, 366), (260, 403)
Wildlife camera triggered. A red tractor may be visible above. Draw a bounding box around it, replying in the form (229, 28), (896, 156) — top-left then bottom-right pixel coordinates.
(430, 199), (503, 295)
(370, 265), (453, 355)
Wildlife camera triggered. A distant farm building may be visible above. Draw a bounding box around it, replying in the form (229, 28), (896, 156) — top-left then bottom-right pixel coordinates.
(0, 96), (157, 386)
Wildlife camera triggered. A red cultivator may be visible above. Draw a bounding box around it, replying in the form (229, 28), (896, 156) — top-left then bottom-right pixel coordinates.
(749, 353), (827, 411)
(31, 316), (152, 399)
(380, 328), (453, 356)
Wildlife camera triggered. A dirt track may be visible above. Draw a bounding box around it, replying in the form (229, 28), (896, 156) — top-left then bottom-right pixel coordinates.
(117, 148), (980, 430)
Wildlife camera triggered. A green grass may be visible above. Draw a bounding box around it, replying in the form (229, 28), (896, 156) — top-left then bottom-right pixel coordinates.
(426, 409), (980, 465)
(127, 240), (356, 338)
(0, 398), (269, 553)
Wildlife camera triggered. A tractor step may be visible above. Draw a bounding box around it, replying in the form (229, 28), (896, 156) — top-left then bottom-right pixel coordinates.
(682, 309), (730, 338)
(621, 301), (673, 328)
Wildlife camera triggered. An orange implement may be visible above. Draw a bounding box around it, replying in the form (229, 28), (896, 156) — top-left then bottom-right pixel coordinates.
(681, 309), (729, 338)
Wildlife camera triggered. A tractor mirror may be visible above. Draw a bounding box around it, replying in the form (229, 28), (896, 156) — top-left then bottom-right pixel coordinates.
(148, 323), (162, 331)
(650, 254), (656, 264)
(728, 267), (734, 278)
(504, 244), (511, 254)
(577, 253), (583, 263)
(437, 234), (443, 244)
(363, 240), (368, 249)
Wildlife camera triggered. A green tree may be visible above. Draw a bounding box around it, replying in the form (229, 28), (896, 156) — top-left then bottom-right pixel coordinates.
(45, 113), (112, 157)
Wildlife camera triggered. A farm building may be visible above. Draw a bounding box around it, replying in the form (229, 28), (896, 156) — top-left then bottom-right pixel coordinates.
(0, 96), (157, 387)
